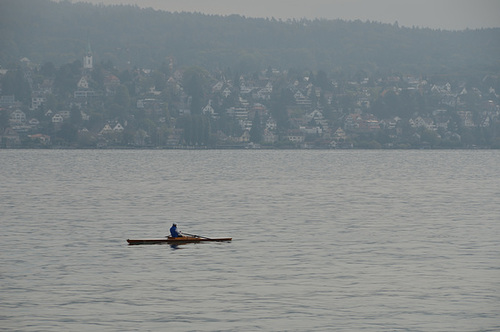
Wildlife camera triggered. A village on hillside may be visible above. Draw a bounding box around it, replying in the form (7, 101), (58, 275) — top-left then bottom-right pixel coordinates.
(1, 46), (499, 149)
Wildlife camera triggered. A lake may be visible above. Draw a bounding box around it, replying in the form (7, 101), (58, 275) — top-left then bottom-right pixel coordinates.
(1, 149), (499, 331)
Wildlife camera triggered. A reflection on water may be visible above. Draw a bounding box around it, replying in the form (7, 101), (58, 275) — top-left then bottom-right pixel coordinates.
(1, 150), (499, 331)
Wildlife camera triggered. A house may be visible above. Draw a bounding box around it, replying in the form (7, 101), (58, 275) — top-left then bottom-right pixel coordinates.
(294, 91), (312, 106)
(59, 110), (71, 119)
(227, 107), (248, 121)
(29, 118), (40, 128)
(165, 129), (182, 146)
(77, 76), (89, 89)
(202, 101), (217, 117)
(137, 98), (160, 110)
(478, 115), (490, 128)
(240, 83), (254, 95)
(81, 111), (90, 121)
(31, 96), (46, 110)
(286, 130), (305, 143)
(305, 110), (328, 127)
(9, 109), (26, 123)
(0, 95), (20, 108)
(263, 129), (277, 143)
(357, 97), (370, 109)
(300, 126), (322, 135)
(239, 96), (250, 108)
(344, 113), (380, 132)
(266, 117), (277, 131)
(20, 57), (32, 66)
(255, 82), (273, 100)
(410, 116), (432, 129)
(359, 118), (381, 132)
(239, 130), (250, 143)
(252, 103), (267, 114)
(2, 127), (21, 147)
(332, 128), (347, 142)
(212, 81), (224, 92)
(100, 124), (113, 134)
(173, 70), (183, 81)
(29, 133), (51, 145)
(74, 90), (99, 98)
(52, 114), (64, 123)
(148, 86), (162, 96)
(344, 114), (361, 131)
(457, 111), (475, 127)
(222, 87), (232, 98)
(306, 110), (323, 122)
(379, 119), (396, 130)
(37, 79), (54, 95)
(113, 123), (124, 132)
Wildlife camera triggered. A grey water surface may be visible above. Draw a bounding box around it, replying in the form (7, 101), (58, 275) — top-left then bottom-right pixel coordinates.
(1, 149), (499, 331)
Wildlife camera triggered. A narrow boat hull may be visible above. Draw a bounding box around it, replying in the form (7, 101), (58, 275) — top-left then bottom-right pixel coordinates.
(127, 236), (232, 245)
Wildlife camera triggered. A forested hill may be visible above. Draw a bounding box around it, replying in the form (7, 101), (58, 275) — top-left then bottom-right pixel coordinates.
(1, 0), (499, 76)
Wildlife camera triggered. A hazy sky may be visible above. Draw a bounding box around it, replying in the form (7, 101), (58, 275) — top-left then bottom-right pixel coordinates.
(72, 0), (500, 30)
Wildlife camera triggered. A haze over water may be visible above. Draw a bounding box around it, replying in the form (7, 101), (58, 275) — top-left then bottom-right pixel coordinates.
(1, 150), (499, 331)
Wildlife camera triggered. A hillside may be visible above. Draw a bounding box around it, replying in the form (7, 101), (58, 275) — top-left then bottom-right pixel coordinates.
(1, 0), (499, 76)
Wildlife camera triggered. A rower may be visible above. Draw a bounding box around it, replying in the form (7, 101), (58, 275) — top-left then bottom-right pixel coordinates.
(169, 223), (182, 238)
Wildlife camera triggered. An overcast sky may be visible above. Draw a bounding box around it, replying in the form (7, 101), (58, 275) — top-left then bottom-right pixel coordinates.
(72, 0), (500, 30)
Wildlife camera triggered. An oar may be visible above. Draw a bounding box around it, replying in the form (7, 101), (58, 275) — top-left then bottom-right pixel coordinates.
(182, 232), (212, 240)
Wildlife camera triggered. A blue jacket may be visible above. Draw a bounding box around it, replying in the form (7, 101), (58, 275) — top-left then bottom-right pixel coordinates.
(170, 225), (180, 237)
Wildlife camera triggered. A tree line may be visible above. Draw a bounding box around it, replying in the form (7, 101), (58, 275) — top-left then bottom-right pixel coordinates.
(1, 0), (499, 78)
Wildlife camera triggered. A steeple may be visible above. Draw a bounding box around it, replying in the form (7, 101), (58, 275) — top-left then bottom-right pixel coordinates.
(83, 42), (93, 70)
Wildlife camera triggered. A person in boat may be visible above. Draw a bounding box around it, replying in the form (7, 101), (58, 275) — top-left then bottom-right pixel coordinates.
(169, 223), (183, 238)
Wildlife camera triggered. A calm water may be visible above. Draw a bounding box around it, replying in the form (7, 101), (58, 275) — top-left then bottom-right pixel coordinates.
(1, 150), (499, 331)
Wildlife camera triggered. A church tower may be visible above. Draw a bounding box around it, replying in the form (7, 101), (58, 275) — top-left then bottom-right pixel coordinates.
(83, 42), (93, 70)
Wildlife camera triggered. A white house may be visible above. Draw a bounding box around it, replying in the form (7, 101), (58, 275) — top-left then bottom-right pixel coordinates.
(263, 129), (277, 143)
(202, 101), (217, 117)
(212, 81), (224, 92)
(81, 111), (90, 121)
(29, 118), (40, 127)
(113, 123), (124, 132)
(9, 109), (26, 123)
(77, 76), (89, 89)
(100, 124), (113, 134)
(300, 126), (323, 135)
(457, 111), (475, 127)
(410, 116), (432, 129)
(333, 128), (347, 142)
(59, 110), (71, 119)
(52, 114), (64, 123)
(294, 91), (312, 106)
(222, 87), (232, 98)
(287, 130), (305, 143)
(31, 96), (46, 110)
(266, 117), (277, 131)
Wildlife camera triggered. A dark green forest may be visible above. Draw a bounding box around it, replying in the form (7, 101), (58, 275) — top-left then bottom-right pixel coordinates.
(1, 0), (499, 77)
